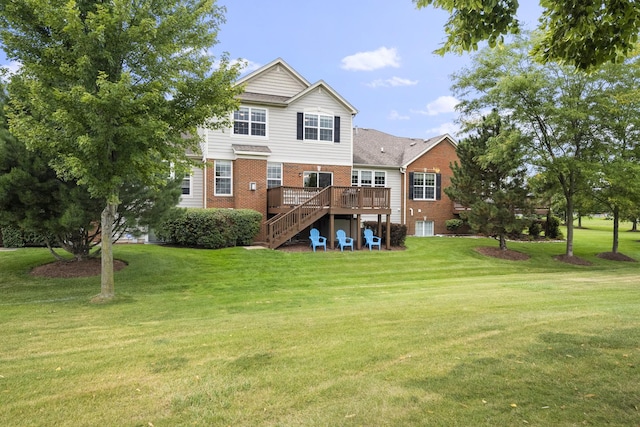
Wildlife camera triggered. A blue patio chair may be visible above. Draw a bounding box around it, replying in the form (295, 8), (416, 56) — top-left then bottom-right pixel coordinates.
(309, 228), (327, 252)
(364, 228), (381, 251)
(336, 229), (354, 252)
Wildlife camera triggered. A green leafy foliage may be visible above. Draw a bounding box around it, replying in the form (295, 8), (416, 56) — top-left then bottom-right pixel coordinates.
(0, 0), (243, 297)
(445, 111), (531, 250)
(157, 208), (262, 249)
(414, 0), (640, 69)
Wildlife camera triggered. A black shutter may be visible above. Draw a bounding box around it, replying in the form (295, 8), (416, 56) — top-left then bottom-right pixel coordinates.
(436, 173), (442, 200)
(334, 116), (340, 142)
(408, 172), (414, 200)
(296, 112), (304, 140)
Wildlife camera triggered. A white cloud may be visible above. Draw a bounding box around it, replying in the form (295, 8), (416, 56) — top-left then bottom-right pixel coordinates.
(366, 76), (418, 88)
(425, 121), (461, 137)
(0, 61), (22, 80)
(413, 95), (460, 116)
(341, 47), (400, 71)
(388, 110), (410, 120)
(235, 59), (261, 74)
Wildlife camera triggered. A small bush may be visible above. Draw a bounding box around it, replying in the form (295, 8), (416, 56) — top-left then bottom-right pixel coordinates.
(545, 215), (563, 239)
(1, 226), (24, 248)
(528, 220), (543, 238)
(445, 219), (464, 232)
(362, 221), (407, 247)
(156, 208), (262, 249)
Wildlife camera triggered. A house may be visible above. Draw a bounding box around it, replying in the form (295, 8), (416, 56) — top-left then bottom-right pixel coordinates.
(178, 58), (391, 248)
(175, 58), (460, 248)
(352, 128), (459, 236)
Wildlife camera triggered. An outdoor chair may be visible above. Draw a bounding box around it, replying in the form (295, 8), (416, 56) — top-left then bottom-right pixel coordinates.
(364, 228), (381, 251)
(336, 229), (354, 252)
(309, 228), (327, 252)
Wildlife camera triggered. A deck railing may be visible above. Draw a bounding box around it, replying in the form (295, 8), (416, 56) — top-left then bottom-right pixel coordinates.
(265, 186), (391, 248)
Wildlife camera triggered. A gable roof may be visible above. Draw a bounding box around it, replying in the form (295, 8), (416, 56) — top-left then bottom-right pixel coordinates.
(235, 58), (358, 114)
(353, 128), (457, 168)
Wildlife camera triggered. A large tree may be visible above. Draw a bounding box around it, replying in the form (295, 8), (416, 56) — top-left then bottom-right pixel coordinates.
(452, 36), (604, 258)
(0, 0), (242, 301)
(589, 58), (640, 254)
(414, 0), (640, 69)
(445, 111), (531, 250)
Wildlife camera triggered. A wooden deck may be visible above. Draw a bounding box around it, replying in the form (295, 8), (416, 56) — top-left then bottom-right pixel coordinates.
(265, 186), (392, 249)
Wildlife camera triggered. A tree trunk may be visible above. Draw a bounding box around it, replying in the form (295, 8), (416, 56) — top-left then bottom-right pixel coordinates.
(577, 213), (582, 228)
(565, 197), (574, 257)
(631, 219), (638, 232)
(94, 202), (117, 302)
(612, 206), (619, 254)
(499, 234), (507, 250)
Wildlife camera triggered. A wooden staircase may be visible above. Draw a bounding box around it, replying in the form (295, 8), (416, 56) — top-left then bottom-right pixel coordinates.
(265, 187), (331, 249)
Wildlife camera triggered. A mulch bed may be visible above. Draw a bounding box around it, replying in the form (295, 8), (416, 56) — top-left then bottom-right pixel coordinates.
(31, 258), (127, 278)
(596, 252), (637, 262)
(475, 246), (530, 261)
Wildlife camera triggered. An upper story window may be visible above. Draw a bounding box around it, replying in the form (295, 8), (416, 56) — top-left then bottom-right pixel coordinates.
(181, 174), (191, 196)
(297, 113), (341, 143)
(215, 160), (232, 196)
(412, 172), (436, 200)
(352, 170), (386, 187)
(267, 162), (282, 188)
(305, 114), (333, 141)
(233, 107), (267, 137)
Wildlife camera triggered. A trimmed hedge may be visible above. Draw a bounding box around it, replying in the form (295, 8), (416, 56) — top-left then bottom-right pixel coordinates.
(156, 208), (262, 249)
(362, 221), (407, 247)
(1, 226), (24, 248)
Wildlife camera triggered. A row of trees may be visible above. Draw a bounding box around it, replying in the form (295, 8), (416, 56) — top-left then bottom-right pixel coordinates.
(446, 35), (640, 257)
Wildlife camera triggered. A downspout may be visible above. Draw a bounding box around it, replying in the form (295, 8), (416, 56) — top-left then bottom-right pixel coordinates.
(400, 166), (407, 226)
(202, 128), (208, 208)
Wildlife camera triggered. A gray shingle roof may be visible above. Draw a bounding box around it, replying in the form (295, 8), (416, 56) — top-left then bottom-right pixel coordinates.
(353, 128), (454, 167)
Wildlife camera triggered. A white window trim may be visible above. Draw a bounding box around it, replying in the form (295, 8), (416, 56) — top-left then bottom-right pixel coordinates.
(352, 169), (387, 187)
(181, 174), (193, 198)
(214, 160), (233, 196)
(232, 106), (268, 139)
(413, 172), (436, 201)
(415, 220), (435, 237)
(267, 162), (283, 189)
(304, 112), (334, 143)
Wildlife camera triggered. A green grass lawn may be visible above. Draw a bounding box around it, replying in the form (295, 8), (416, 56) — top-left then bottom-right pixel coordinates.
(1, 219), (640, 426)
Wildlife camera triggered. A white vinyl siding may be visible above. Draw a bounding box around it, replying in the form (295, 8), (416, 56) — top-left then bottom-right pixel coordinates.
(243, 65), (307, 97)
(178, 166), (204, 208)
(206, 90), (353, 167)
(358, 167), (401, 224)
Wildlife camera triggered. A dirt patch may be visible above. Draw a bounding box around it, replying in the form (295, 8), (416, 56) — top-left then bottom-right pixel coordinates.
(277, 241), (404, 252)
(553, 254), (592, 266)
(475, 246), (530, 261)
(31, 258), (127, 278)
(596, 252), (637, 262)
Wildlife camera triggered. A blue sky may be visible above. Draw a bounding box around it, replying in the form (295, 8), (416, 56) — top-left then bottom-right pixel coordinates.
(0, 1), (542, 139)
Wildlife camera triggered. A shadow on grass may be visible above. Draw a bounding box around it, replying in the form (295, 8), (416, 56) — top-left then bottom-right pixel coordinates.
(407, 327), (640, 425)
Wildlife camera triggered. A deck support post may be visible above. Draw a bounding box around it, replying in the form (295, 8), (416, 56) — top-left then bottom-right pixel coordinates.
(386, 214), (391, 250)
(329, 214), (335, 250)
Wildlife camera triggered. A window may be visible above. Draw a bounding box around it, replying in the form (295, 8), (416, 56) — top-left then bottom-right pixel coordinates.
(297, 113), (340, 142)
(233, 107), (266, 137)
(415, 220), (435, 237)
(413, 172), (436, 200)
(215, 160), (232, 196)
(303, 171), (332, 188)
(181, 174), (191, 196)
(352, 170), (386, 187)
(267, 163), (282, 189)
